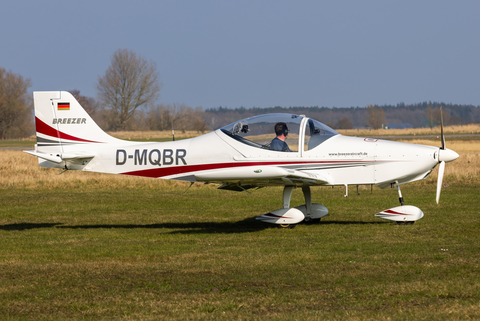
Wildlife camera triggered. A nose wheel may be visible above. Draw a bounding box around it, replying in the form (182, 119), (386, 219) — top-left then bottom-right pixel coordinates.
(277, 223), (297, 229)
(276, 186), (299, 229)
(396, 221), (414, 225)
(304, 216), (321, 224)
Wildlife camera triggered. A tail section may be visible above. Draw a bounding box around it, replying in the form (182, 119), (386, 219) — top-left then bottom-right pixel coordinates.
(34, 91), (117, 153)
(27, 91), (120, 169)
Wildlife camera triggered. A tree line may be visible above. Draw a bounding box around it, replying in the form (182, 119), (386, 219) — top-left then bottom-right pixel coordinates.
(205, 102), (480, 130)
(0, 68), (32, 139)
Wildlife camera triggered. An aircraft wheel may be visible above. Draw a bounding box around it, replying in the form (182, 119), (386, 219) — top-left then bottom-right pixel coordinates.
(396, 221), (415, 225)
(304, 217), (321, 225)
(277, 224), (296, 229)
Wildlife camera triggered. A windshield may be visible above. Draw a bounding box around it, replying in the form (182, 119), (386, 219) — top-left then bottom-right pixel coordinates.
(220, 114), (303, 152)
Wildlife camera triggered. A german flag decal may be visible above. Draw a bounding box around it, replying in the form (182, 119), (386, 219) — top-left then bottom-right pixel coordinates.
(57, 102), (70, 111)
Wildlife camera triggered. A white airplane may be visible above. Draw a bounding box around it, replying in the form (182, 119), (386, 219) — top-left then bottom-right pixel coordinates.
(26, 91), (459, 227)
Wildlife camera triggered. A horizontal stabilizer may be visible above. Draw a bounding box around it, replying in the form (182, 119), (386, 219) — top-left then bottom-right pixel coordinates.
(24, 151), (62, 163)
(24, 150), (95, 164)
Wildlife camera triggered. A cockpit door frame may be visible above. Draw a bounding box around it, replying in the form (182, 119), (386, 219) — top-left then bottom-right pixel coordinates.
(298, 116), (309, 158)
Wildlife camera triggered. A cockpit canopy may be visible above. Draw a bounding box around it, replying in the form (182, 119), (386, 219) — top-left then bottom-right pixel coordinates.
(219, 113), (338, 152)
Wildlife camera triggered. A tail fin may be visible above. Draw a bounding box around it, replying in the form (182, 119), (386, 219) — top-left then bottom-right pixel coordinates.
(27, 91), (119, 168)
(33, 91), (118, 154)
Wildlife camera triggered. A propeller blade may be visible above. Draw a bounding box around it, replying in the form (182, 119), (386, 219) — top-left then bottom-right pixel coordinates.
(436, 161), (445, 204)
(440, 106), (445, 150)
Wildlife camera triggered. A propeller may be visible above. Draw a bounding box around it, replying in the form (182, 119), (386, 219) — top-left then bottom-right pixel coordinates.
(436, 107), (459, 204)
(436, 160), (445, 204)
(436, 107), (445, 204)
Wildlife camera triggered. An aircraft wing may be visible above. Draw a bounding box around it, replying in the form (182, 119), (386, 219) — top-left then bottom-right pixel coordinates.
(194, 165), (333, 190)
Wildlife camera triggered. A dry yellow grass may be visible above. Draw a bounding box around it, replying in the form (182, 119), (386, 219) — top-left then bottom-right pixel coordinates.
(2, 140), (479, 190)
(338, 123), (480, 136)
(0, 150), (191, 190)
(397, 139), (480, 152)
(11, 124), (480, 142)
(107, 130), (208, 140)
(14, 130), (206, 142)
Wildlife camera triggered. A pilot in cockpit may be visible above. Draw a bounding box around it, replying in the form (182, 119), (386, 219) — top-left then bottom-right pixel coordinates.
(270, 122), (292, 152)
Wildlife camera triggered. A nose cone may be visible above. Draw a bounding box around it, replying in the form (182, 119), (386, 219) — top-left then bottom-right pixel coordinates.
(438, 148), (459, 163)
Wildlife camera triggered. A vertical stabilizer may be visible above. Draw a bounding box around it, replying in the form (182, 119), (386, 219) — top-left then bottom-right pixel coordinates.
(33, 91), (118, 155)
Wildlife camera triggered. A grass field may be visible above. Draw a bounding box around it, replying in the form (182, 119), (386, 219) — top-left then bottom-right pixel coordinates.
(1, 135), (479, 320)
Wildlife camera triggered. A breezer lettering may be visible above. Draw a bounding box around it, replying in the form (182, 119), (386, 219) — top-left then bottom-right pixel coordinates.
(116, 149), (187, 166)
(52, 118), (86, 124)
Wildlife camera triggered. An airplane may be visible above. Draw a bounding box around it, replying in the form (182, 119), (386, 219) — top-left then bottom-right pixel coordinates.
(25, 91), (459, 228)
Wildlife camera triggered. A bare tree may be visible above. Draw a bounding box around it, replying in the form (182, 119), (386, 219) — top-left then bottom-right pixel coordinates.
(426, 104), (435, 128)
(146, 103), (208, 132)
(366, 105), (385, 129)
(433, 106), (450, 126)
(335, 116), (353, 129)
(96, 49), (161, 131)
(0, 68), (33, 139)
(70, 89), (115, 129)
(70, 90), (99, 117)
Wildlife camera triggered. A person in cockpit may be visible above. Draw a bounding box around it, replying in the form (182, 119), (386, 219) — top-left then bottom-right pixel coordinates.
(270, 122), (292, 152)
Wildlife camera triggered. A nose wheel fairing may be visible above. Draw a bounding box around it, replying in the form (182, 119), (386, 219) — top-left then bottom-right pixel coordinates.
(375, 184), (424, 224)
(375, 205), (424, 223)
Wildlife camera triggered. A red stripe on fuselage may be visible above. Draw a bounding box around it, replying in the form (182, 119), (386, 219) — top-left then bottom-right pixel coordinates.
(35, 117), (100, 143)
(120, 160), (371, 178)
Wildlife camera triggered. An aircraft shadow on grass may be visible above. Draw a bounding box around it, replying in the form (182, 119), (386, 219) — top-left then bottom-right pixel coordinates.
(0, 222), (61, 231)
(0, 219), (388, 234)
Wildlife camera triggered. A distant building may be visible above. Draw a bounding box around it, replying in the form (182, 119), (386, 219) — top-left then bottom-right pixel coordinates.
(386, 123), (414, 129)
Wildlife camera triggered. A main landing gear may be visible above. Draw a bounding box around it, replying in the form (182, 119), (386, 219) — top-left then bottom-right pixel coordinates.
(256, 186), (329, 228)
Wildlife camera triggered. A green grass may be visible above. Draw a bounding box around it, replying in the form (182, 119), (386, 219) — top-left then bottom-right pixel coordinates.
(1, 182), (479, 320)
(0, 140), (35, 148)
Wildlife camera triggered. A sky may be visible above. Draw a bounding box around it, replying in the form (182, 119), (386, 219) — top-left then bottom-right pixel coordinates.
(1, 0), (480, 109)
